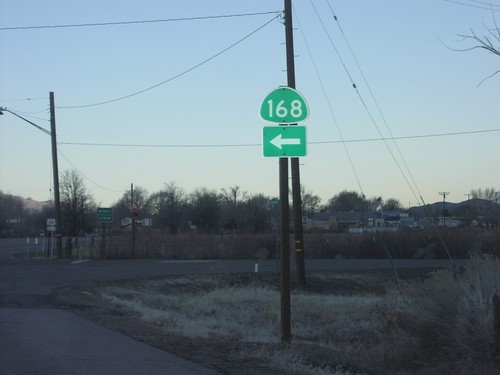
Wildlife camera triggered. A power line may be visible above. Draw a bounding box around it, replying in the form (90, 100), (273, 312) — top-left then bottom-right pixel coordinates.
(0, 108), (49, 120)
(58, 141), (261, 148)
(57, 127), (500, 148)
(0, 97), (48, 102)
(57, 148), (126, 193)
(466, 0), (500, 8)
(327, 1), (423, 203)
(0, 107), (51, 135)
(294, 5), (365, 196)
(443, 0), (500, 11)
(313, 128), (500, 144)
(0, 11), (282, 31)
(312, 1), (422, 204)
(0, 104), (49, 116)
(57, 15), (280, 109)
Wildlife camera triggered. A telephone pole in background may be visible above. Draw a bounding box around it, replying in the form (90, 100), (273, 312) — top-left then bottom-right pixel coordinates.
(131, 183), (136, 258)
(50, 92), (63, 258)
(439, 192), (450, 226)
(284, 0), (306, 287)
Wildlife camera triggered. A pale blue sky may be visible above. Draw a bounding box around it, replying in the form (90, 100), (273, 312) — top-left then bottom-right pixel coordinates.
(1, 0), (499, 207)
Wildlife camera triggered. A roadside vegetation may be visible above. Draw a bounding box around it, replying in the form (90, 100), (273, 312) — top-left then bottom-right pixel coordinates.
(2, 184), (499, 239)
(75, 255), (500, 374)
(60, 227), (500, 260)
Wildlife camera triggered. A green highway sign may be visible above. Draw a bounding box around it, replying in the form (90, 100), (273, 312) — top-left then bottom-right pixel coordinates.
(260, 87), (309, 124)
(263, 126), (306, 157)
(97, 207), (113, 223)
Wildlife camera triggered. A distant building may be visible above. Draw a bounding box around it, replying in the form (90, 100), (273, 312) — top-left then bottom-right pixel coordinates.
(304, 210), (417, 233)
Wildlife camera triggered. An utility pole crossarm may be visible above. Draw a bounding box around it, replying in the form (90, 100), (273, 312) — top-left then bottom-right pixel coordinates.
(439, 192), (450, 202)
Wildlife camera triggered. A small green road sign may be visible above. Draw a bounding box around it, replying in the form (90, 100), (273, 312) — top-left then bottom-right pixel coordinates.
(260, 87), (309, 124)
(268, 198), (279, 206)
(97, 207), (113, 223)
(263, 126), (306, 157)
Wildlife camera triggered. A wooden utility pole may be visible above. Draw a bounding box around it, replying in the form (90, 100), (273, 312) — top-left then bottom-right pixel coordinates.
(279, 155), (291, 343)
(276, 0), (308, 344)
(439, 191), (450, 226)
(50, 92), (63, 258)
(284, 0), (306, 287)
(131, 183), (136, 258)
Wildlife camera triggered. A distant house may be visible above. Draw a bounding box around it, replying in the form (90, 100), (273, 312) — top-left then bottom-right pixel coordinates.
(303, 212), (336, 231)
(437, 218), (461, 228)
(304, 210), (417, 232)
(335, 211), (363, 232)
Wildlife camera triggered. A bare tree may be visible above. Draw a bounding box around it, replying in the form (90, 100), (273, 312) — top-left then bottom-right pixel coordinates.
(301, 186), (321, 218)
(0, 191), (26, 235)
(455, 11), (500, 85)
(470, 187), (498, 200)
(189, 187), (221, 233)
(60, 169), (96, 235)
(149, 182), (186, 233)
(220, 186), (248, 231)
(244, 194), (272, 233)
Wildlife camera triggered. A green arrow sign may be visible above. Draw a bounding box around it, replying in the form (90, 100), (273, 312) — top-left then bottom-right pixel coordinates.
(260, 87), (309, 124)
(263, 126), (306, 157)
(97, 207), (113, 223)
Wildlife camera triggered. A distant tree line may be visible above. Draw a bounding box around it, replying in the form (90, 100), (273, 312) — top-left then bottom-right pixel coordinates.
(0, 168), (498, 236)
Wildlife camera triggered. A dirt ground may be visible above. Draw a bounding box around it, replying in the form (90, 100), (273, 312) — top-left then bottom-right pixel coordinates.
(55, 271), (422, 375)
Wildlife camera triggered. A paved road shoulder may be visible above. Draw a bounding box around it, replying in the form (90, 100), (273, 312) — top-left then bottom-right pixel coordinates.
(0, 308), (220, 375)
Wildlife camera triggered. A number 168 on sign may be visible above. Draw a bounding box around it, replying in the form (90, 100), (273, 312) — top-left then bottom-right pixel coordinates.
(260, 87), (309, 124)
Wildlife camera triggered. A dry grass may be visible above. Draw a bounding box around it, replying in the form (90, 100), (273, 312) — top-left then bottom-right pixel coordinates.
(95, 273), (389, 374)
(403, 254), (500, 374)
(91, 258), (500, 374)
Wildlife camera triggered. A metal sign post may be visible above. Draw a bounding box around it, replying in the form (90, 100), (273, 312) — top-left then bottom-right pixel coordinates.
(46, 218), (56, 258)
(97, 208), (113, 258)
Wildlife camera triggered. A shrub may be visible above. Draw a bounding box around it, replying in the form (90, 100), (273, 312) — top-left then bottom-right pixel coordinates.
(404, 255), (500, 373)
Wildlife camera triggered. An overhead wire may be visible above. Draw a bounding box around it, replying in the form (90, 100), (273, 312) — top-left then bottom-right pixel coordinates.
(57, 14), (281, 109)
(0, 107), (51, 135)
(312, 2), (410, 286)
(326, 2), (424, 203)
(293, 6), (365, 197)
(0, 11), (282, 31)
(321, 2), (457, 269)
(1, 110), (49, 122)
(0, 105), (49, 116)
(443, 0), (500, 11)
(58, 141), (261, 148)
(57, 148), (127, 193)
(0, 97), (49, 102)
(465, 0), (500, 7)
(56, 127), (500, 148)
(310, 1), (420, 205)
(313, 127), (500, 144)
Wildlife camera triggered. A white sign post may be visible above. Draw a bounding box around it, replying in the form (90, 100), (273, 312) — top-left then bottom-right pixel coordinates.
(46, 218), (56, 258)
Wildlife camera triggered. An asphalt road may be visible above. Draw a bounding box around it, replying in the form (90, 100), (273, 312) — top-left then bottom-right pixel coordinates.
(0, 238), (463, 374)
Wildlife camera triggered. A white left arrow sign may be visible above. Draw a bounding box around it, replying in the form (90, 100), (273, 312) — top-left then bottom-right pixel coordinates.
(263, 126), (306, 157)
(270, 134), (301, 150)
